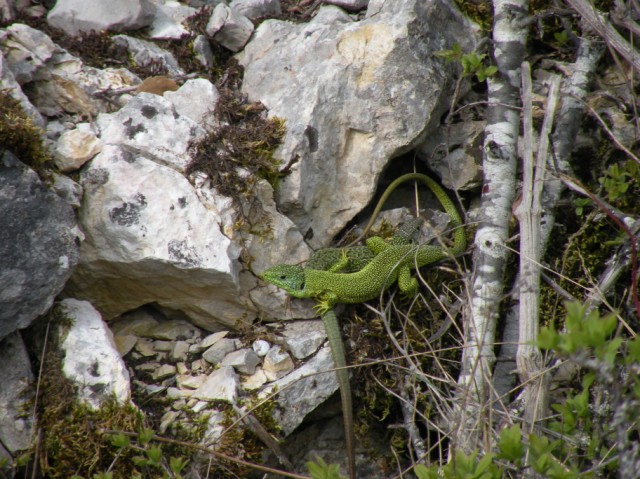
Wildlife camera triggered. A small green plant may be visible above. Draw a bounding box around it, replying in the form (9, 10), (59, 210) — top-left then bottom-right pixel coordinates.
(599, 163), (631, 202)
(435, 44), (498, 82)
(307, 456), (347, 479)
(553, 30), (570, 48)
(573, 197), (592, 216)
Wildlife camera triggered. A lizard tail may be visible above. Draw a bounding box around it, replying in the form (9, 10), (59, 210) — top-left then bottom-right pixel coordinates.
(321, 309), (356, 479)
(349, 173), (466, 255)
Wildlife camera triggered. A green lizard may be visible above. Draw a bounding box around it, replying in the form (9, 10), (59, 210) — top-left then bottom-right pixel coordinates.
(260, 173), (465, 479)
(261, 173), (466, 314)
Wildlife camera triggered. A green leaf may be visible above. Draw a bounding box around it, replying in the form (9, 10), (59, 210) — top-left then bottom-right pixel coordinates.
(110, 433), (130, 448)
(306, 456), (346, 479)
(414, 464), (439, 479)
(169, 456), (189, 474)
(138, 427), (154, 446)
(626, 336), (640, 363)
(497, 425), (524, 463)
(145, 445), (163, 466)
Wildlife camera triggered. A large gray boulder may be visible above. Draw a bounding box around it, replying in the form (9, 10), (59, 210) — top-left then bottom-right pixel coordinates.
(0, 151), (80, 340)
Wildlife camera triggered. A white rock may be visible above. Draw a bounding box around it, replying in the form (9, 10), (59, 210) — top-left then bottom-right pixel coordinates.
(166, 387), (183, 399)
(280, 320), (327, 359)
(113, 333), (137, 356)
(147, 1), (196, 40)
(192, 366), (238, 403)
(193, 35), (215, 68)
(113, 35), (184, 77)
(176, 362), (189, 375)
(177, 374), (206, 389)
(96, 93), (202, 171)
(262, 346), (338, 435)
(50, 173), (83, 208)
(152, 364), (176, 381)
(252, 339), (270, 357)
(65, 138), (252, 331)
(47, 0), (156, 36)
(206, 3), (254, 53)
(0, 333), (35, 453)
(164, 78), (219, 130)
(152, 340), (174, 352)
(324, 0), (368, 10)
(418, 120), (484, 190)
(191, 331), (229, 353)
(262, 345), (294, 381)
(1, 23), (59, 84)
(241, 367), (268, 390)
(54, 127), (102, 172)
(110, 309), (160, 336)
(171, 340), (190, 362)
(230, 0), (281, 19)
(147, 320), (199, 341)
(221, 348), (261, 375)
(0, 50), (44, 126)
(159, 410), (180, 434)
(202, 338), (237, 365)
(238, 0), (479, 247)
(134, 338), (157, 357)
(191, 400), (209, 413)
(57, 299), (130, 409)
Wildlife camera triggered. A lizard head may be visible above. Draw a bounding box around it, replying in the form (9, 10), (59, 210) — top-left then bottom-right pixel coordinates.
(259, 264), (307, 298)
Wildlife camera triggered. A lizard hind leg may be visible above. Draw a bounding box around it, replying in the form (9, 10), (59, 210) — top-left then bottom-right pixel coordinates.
(397, 265), (419, 298)
(365, 236), (390, 255)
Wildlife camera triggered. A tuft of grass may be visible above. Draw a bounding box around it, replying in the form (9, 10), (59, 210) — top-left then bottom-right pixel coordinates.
(0, 89), (53, 176)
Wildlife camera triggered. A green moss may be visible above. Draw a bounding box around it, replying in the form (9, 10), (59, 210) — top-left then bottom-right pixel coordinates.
(0, 89), (53, 176)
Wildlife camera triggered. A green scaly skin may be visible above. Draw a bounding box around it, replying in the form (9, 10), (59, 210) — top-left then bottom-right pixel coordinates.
(304, 218), (422, 273)
(260, 173), (465, 479)
(321, 309), (355, 479)
(261, 173), (466, 314)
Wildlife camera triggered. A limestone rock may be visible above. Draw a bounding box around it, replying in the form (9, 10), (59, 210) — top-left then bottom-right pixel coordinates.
(147, 1), (196, 40)
(262, 345), (294, 381)
(230, 0), (281, 19)
(0, 152), (79, 339)
(221, 348), (261, 375)
(47, 0), (156, 36)
(95, 93), (203, 171)
(191, 331), (229, 353)
(0, 23), (59, 84)
(164, 78), (219, 130)
(202, 337), (238, 365)
(53, 124), (102, 172)
(65, 95), (254, 330)
(146, 319), (200, 341)
(192, 366), (238, 403)
(113, 35), (184, 77)
(57, 299), (131, 409)
(0, 51), (44, 126)
(417, 120), (484, 191)
(50, 173), (83, 209)
(0, 333), (35, 453)
(239, 0), (478, 247)
(263, 346), (338, 435)
(281, 320), (327, 360)
(206, 3), (254, 53)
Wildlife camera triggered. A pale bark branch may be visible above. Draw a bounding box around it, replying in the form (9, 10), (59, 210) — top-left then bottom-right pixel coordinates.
(565, 0), (640, 74)
(514, 63), (560, 435)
